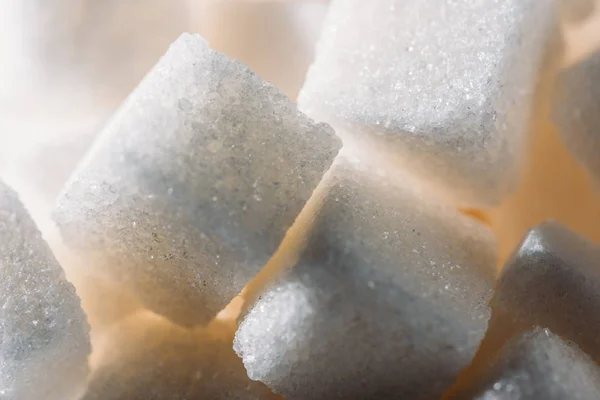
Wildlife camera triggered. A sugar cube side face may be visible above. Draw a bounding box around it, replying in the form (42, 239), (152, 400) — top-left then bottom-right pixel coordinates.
(492, 221), (600, 362)
(81, 311), (277, 400)
(455, 328), (600, 400)
(234, 160), (497, 400)
(299, 0), (560, 207)
(53, 33), (342, 327)
(0, 181), (90, 400)
(554, 50), (600, 187)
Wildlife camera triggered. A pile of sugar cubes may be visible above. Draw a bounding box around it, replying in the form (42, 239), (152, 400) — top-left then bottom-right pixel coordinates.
(2, 0), (600, 399)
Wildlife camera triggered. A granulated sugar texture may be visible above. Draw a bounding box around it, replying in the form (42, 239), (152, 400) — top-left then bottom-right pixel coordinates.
(53, 33), (341, 327)
(0, 181), (90, 400)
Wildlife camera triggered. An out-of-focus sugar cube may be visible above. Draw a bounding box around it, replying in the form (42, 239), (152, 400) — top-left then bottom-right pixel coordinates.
(492, 221), (600, 361)
(453, 328), (600, 400)
(82, 311), (277, 400)
(234, 159), (497, 400)
(0, 181), (90, 400)
(299, 0), (560, 207)
(53, 33), (341, 327)
(554, 49), (600, 187)
(560, 0), (596, 23)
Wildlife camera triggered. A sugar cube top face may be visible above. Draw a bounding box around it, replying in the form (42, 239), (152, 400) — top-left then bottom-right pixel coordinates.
(53, 33), (341, 327)
(299, 0), (559, 207)
(492, 221), (600, 362)
(81, 312), (277, 400)
(554, 50), (600, 186)
(0, 181), (90, 400)
(234, 160), (497, 400)
(458, 328), (600, 400)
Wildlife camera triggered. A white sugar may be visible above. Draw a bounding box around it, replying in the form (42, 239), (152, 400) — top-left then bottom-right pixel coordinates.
(299, 0), (560, 206)
(492, 221), (600, 362)
(234, 159), (496, 399)
(53, 33), (341, 326)
(0, 181), (90, 400)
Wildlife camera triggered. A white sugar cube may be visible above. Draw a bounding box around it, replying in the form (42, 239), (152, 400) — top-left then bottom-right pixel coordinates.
(81, 311), (277, 400)
(455, 328), (600, 399)
(299, 0), (560, 207)
(554, 50), (600, 187)
(54, 33), (341, 327)
(234, 159), (497, 399)
(492, 221), (600, 362)
(0, 181), (90, 400)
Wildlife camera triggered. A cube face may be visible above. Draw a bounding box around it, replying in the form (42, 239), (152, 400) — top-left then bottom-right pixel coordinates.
(554, 50), (600, 187)
(235, 161), (496, 400)
(492, 222), (600, 362)
(54, 34), (341, 326)
(299, 0), (559, 206)
(458, 328), (600, 400)
(81, 312), (277, 400)
(0, 181), (90, 400)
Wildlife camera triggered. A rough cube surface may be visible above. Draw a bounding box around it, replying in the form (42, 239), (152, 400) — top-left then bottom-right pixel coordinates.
(554, 50), (600, 187)
(0, 181), (90, 400)
(53, 33), (341, 326)
(81, 312), (277, 400)
(455, 328), (600, 400)
(492, 221), (600, 362)
(234, 159), (497, 400)
(299, 0), (559, 206)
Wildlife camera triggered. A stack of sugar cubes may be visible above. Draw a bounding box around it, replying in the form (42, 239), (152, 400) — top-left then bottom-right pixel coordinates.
(3, 0), (600, 399)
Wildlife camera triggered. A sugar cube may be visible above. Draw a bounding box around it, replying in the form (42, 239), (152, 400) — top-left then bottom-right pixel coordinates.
(234, 159), (497, 399)
(298, 0), (560, 206)
(453, 328), (600, 399)
(492, 221), (600, 362)
(53, 33), (341, 327)
(81, 311), (277, 400)
(554, 49), (600, 187)
(0, 181), (90, 400)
